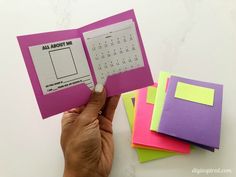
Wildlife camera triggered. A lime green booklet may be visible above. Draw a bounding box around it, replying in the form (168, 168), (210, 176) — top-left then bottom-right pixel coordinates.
(122, 91), (175, 163)
(150, 71), (171, 131)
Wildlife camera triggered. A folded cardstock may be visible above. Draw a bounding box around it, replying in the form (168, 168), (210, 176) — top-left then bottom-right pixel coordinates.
(152, 72), (215, 151)
(150, 71), (171, 131)
(133, 85), (190, 154)
(122, 92), (176, 162)
(17, 9), (153, 118)
(158, 76), (223, 150)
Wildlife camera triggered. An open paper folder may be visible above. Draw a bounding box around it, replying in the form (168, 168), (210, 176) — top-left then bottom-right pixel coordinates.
(17, 10), (153, 118)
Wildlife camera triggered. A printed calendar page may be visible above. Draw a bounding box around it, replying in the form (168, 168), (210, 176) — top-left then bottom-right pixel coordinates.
(29, 38), (94, 95)
(83, 20), (144, 84)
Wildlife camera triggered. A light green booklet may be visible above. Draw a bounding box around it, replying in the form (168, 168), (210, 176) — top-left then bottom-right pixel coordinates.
(150, 71), (171, 131)
(149, 72), (196, 151)
(122, 91), (176, 163)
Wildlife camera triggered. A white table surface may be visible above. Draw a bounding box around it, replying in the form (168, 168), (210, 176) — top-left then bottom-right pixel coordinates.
(0, 0), (236, 177)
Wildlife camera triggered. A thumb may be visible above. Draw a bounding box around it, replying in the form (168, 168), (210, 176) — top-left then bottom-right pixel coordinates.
(79, 84), (106, 125)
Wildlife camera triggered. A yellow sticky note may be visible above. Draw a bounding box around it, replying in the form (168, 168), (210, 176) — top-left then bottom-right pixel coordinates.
(175, 82), (215, 106)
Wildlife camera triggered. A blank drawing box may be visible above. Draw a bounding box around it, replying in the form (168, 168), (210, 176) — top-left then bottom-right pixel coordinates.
(17, 9), (153, 119)
(49, 48), (78, 79)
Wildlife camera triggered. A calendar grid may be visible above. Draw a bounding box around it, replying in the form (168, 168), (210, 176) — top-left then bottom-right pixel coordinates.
(84, 20), (144, 84)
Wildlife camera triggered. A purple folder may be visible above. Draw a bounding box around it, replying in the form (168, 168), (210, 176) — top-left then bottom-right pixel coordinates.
(17, 10), (153, 119)
(158, 76), (223, 151)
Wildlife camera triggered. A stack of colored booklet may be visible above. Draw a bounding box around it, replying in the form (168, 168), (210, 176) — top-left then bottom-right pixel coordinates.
(122, 71), (223, 163)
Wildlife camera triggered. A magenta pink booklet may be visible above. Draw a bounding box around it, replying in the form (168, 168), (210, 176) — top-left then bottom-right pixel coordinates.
(17, 10), (153, 119)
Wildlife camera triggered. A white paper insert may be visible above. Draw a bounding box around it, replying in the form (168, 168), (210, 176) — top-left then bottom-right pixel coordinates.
(29, 38), (94, 95)
(83, 19), (144, 84)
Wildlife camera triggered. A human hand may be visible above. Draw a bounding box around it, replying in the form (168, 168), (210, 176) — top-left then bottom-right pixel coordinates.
(61, 84), (120, 177)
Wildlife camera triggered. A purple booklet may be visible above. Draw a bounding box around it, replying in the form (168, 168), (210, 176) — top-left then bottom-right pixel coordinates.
(17, 10), (153, 119)
(158, 76), (223, 151)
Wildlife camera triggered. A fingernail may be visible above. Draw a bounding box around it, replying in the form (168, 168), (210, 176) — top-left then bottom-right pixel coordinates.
(95, 84), (103, 93)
